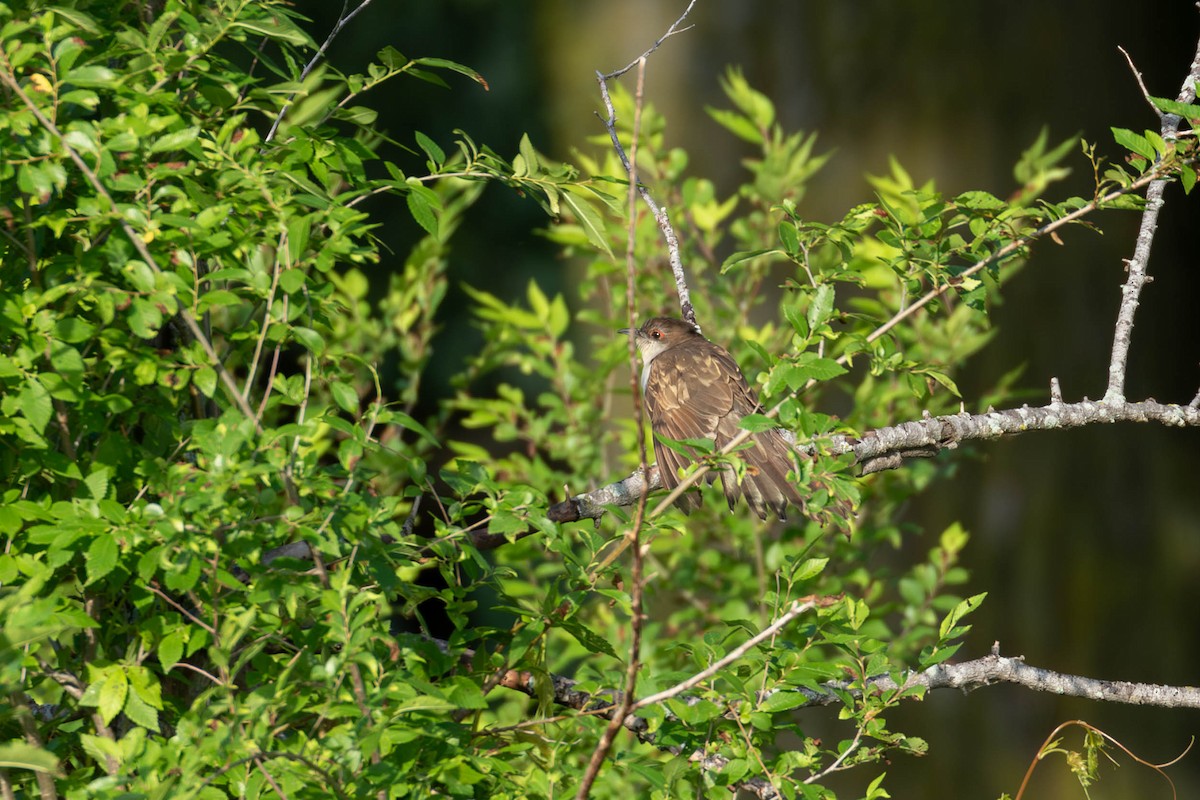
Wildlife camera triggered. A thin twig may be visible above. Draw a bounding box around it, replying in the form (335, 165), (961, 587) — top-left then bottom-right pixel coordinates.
(575, 56), (652, 800)
(595, 1), (699, 329)
(598, 0), (699, 81)
(1118, 46), (1160, 117)
(264, 0), (377, 144)
(631, 599), (817, 712)
(1013, 719), (1191, 800)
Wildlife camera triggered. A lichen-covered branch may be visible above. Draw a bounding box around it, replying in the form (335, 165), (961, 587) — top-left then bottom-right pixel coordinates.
(490, 644), (1200, 800)
(548, 398), (1200, 522)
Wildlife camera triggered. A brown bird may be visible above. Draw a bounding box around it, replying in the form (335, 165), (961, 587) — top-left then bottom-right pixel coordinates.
(622, 317), (803, 520)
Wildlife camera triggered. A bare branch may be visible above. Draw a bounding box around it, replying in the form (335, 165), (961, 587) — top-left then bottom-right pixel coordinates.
(595, 2), (699, 329)
(1118, 46), (1160, 117)
(1103, 37), (1200, 402)
(598, 0), (699, 82)
(631, 598), (819, 712)
(265, 0), (377, 144)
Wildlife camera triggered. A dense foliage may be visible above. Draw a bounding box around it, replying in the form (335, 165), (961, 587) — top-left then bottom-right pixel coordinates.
(0, 2), (1190, 798)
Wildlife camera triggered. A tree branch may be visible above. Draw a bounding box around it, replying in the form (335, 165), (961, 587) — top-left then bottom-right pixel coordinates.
(492, 644), (1200, 800)
(548, 397), (1200, 522)
(1103, 36), (1200, 402)
(595, 2), (699, 329)
(575, 56), (653, 800)
(264, 0), (377, 144)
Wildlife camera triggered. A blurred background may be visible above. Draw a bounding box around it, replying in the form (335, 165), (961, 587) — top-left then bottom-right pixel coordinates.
(298, 2), (1200, 797)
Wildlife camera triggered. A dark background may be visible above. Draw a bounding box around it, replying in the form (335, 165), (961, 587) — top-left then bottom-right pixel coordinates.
(297, 2), (1200, 796)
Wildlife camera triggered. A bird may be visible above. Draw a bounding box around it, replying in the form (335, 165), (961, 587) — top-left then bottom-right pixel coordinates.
(621, 317), (803, 520)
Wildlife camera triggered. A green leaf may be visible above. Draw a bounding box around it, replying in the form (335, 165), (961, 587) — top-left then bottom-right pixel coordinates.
(0, 742), (58, 774)
(518, 133), (540, 175)
(64, 65), (116, 86)
(791, 557), (828, 582)
(291, 326), (325, 354)
(86, 535), (119, 585)
(559, 618), (618, 658)
(792, 352), (847, 383)
(390, 411), (439, 447)
(149, 126), (200, 154)
(84, 467), (109, 501)
(738, 413), (779, 433)
(194, 366), (217, 398)
(414, 130), (445, 167)
(406, 184), (439, 235)
(938, 592), (987, 640)
(1149, 96), (1200, 120)
(330, 381), (359, 414)
(806, 283), (835, 330)
(1181, 164), (1196, 194)
(1111, 127), (1156, 161)
(559, 188), (613, 258)
(18, 378), (52, 434)
(411, 57), (489, 90)
(98, 668), (128, 726)
(759, 691), (809, 713)
(54, 317), (97, 343)
(720, 248), (783, 274)
(158, 629), (185, 672)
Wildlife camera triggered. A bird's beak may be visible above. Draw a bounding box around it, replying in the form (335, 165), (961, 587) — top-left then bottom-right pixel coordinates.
(618, 327), (635, 336)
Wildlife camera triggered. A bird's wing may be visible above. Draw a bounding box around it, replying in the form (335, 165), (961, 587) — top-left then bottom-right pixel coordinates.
(647, 341), (802, 520)
(644, 342), (736, 513)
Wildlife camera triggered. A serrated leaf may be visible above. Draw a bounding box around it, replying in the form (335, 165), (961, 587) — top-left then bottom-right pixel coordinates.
(759, 691), (809, 713)
(1149, 96), (1200, 120)
(86, 534), (118, 585)
(792, 353), (848, 383)
(777, 220), (799, 253)
(406, 187), (437, 235)
(122, 688), (160, 731)
(97, 668), (128, 726)
(1111, 127), (1156, 160)
(18, 378), (52, 434)
(807, 283), (835, 330)
(64, 65), (115, 86)
(291, 326), (325, 354)
(720, 248), (782, 274)
(792, 557), (828, 582)
(518, 133), (539, 175)
(391, 411), (439, 447)
(706, 106), (763, 144)
(738, 413), (778, 433)
(559, 618), (618, 658)
(84, 467), (108, 501)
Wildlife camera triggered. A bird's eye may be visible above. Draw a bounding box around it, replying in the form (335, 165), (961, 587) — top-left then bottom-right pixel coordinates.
(651, 329), (661, 339)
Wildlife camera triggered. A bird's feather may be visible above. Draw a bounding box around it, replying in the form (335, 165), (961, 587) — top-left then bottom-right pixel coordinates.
(643, 331), (802, 520)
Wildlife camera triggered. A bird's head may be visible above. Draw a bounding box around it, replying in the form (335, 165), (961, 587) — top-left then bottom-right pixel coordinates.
(619, 317), (702, 363)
